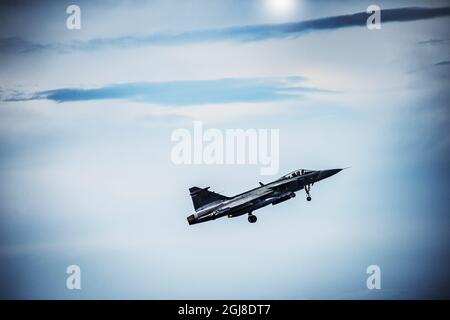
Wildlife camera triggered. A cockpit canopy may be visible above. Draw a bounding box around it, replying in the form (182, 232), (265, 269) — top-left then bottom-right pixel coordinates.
(283, 169), (314, 179)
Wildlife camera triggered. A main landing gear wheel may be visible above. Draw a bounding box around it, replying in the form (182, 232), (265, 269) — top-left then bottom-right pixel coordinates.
(248, 214), (257, 223)
(305, 184), (312, 201)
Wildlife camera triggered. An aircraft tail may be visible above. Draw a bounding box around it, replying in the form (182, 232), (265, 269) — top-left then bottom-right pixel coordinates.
(189, 186), (229, 211)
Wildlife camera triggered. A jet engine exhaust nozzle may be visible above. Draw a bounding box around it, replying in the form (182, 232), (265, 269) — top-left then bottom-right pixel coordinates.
(187, 214), (197, 225)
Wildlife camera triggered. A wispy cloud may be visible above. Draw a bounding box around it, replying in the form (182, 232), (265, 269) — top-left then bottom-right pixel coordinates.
(417, 38), (450, 45)
(2, 6), (449, 54)
(1, 77), (335, 105)
(0, 37), (49, 54)
(435, 61), (450, 66)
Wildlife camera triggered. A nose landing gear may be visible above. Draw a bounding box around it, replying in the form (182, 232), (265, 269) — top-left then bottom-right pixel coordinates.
(305, 184), (312, 201)
(248, 213), (257, 223)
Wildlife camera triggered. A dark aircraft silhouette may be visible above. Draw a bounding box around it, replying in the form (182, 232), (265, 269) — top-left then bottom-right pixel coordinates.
(187, 168), (345, 224)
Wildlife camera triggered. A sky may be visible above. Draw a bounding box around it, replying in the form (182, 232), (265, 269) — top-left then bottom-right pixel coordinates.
(0, 0), (449, 299)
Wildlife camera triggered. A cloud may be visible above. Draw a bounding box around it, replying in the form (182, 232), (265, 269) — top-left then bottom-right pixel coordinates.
(417, 38), (450, 45)
(435, 61), (450, 66)
(1, 6), (449, 54)
(2, 77), (335, 105)
(0, 37), (49, 54)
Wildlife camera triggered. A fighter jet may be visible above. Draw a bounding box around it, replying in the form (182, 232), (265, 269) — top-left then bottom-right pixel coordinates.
(187, 168), (345, 225)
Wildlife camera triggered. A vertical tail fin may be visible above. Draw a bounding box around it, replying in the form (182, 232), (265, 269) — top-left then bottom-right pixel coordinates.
(189, 186), (229, 211)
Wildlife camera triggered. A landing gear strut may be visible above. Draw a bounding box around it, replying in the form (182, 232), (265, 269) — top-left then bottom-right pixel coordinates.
(305, 184), (312, 201)
(248, 213), (257, 223)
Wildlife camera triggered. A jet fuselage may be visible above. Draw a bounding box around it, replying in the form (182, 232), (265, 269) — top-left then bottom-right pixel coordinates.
(187, 168), (343, 225)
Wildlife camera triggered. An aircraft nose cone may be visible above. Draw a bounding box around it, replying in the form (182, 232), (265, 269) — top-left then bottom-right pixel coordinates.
(317, 168), (343, 181)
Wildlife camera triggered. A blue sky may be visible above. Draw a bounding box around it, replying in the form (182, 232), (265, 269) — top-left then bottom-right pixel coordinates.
(0, 0), (449, 299)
